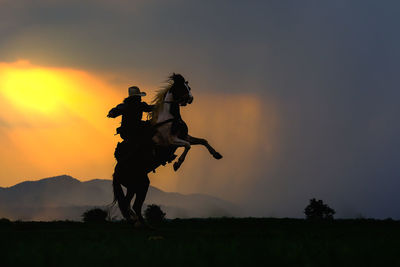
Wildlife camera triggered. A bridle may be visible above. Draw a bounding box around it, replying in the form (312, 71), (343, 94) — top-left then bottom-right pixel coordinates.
(154, 82), (190, 128)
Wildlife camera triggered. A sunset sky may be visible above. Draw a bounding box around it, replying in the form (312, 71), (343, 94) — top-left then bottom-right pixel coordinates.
(1, 0), (399, 218)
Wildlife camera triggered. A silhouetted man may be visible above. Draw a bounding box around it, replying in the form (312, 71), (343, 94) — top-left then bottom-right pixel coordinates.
(108, 86), (154, 152)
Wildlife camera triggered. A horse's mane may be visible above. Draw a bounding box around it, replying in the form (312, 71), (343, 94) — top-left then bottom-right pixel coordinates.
(149, 74), (186, 124)
(149, 79), (173, 124)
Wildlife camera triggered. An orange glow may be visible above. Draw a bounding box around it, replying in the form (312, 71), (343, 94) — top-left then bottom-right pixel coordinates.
(149, 93), (279, 199)
(0, 61), (278, 203)
(0, 60), (125, 186)
(1, 63), (71, 114)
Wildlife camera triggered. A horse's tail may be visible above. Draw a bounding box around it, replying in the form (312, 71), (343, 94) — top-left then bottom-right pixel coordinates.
(112, 169), (127, 218)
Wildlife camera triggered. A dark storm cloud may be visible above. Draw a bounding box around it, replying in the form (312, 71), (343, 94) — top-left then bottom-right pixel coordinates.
(1, 0), (400, 218)
(0, 0), (282, 84)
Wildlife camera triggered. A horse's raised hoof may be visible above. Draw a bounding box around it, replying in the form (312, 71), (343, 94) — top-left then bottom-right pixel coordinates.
(173, 162), (181, 171)
(213, 152), (223, 159)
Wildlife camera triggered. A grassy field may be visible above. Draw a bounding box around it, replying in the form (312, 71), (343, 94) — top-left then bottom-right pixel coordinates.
(0, 218), (399, 266)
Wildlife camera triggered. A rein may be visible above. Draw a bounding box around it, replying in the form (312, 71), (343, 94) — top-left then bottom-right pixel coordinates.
(153, 118), (175, 128)
(153, 93), (184, 128)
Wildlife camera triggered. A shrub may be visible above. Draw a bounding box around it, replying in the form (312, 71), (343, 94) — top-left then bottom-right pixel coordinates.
(144, 204), (166, 224)
(0, 218), (11, 224)
(82, 208), (108, 223)
(304, 198), (335, 220)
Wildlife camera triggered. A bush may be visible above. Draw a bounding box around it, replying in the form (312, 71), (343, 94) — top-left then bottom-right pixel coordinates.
(144, 204), (166, 224)
(0, 218), (11, 224)
(82, 208), (108, 223)
(304, 198), (335, 220)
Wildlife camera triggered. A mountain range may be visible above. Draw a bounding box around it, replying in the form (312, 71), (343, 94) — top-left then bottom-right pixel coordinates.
(0, 175), (236, 221)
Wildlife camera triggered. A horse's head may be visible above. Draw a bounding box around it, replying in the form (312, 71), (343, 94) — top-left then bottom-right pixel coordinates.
(169, 73), (193, 106)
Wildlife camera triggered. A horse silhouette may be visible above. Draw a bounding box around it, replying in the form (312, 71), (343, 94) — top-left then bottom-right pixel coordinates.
(112, 73), (222, 226)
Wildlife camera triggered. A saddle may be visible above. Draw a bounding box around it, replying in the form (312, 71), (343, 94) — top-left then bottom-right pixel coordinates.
(114, 141), (177, 173)
(114, 119), (180, 172)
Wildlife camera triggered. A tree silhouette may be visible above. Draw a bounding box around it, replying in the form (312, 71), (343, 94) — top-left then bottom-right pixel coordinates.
(144, 204), (166, 224)
(304, 198), (335, 220)
(82, 208), (108, 223)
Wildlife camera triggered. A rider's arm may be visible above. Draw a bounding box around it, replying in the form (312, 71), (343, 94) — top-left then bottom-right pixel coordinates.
(142, 102), (155, 112)
(107, 104), (125, 118)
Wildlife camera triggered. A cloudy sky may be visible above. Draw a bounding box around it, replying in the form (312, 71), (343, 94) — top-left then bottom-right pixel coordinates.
(0, 0), (399, 218)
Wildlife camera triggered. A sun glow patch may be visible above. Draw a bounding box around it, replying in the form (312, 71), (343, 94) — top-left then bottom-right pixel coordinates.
(0, 60), (126, 187)
(0, 60), (121, 125)
(0, 63), (71, 114)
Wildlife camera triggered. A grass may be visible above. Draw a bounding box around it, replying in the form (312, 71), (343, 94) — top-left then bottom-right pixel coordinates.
(0, 218), (399, 266)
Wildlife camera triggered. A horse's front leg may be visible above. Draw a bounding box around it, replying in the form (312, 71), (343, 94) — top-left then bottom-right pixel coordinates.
(170, 137), (191, 171)
(186, 135), (223, 159)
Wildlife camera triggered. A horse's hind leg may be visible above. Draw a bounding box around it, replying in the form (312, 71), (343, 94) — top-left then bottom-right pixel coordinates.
(113, 167), (131, 221)
(186, 135), (223, 159)
(125, 187), (137, 222)
(132, 174), (150, 226)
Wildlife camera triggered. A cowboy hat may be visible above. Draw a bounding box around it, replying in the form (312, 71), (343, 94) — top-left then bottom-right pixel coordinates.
(128, 86), (146, 96)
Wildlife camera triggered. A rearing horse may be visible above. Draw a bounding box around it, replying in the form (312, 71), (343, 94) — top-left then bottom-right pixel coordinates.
(151, 73), (222, 170)
(112, 73), (222, 226)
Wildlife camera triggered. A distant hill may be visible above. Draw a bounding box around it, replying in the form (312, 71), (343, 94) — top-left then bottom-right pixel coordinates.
(0, 175), (236, 221)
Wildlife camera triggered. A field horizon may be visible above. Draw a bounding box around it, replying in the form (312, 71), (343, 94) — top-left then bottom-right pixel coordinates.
(1, 217), (399, 266)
